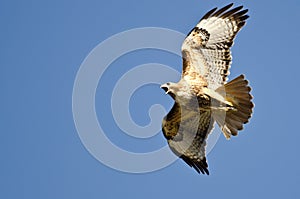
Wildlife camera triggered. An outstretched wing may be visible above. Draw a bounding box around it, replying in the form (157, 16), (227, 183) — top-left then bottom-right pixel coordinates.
(182, 3), (249, 89)
(162, 102), (215, 174)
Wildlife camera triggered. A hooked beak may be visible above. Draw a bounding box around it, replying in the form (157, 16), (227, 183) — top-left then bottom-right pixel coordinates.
(160, 84), (169, 94)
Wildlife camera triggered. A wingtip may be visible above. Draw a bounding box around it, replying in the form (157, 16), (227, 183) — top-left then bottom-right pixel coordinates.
(212, 3), (235, 17)
(200, 7), (218, 21)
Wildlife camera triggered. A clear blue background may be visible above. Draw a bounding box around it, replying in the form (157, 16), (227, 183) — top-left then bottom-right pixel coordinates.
(1, 0), (300, 198)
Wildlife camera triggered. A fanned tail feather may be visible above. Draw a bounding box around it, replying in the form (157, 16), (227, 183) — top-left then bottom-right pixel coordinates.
(215, 75), (254, 139)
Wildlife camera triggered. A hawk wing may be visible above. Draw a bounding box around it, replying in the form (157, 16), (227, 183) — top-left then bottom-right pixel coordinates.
(181, 3), (249, 89)
(162, 102), (214, 175)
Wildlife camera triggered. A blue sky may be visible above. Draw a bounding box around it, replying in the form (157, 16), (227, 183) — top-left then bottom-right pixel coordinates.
(1, 0), (300, 198)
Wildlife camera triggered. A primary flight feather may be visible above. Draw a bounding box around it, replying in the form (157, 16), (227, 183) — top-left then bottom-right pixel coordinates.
(161, 3), (254, 175)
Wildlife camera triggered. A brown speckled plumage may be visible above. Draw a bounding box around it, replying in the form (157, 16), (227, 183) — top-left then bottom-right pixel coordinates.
(161, 4), (254, 175)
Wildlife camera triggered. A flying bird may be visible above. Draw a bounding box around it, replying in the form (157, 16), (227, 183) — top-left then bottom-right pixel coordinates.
(161, 3), (254, 175)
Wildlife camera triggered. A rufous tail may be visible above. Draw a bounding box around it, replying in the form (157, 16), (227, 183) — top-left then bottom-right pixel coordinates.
(214, 75), (254, 139)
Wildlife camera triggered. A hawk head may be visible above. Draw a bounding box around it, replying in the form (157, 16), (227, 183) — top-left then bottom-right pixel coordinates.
(161, 81), (193, 101)
(160, 82), (177, 99)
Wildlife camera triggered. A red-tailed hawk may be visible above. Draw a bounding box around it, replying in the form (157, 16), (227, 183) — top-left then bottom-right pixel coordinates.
(161, 3), (254, 175)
